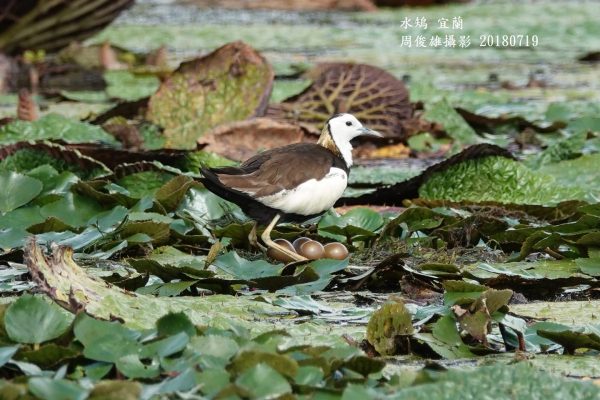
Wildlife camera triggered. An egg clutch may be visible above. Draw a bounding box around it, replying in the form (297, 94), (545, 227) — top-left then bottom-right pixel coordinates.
(266, 237), (349, 264)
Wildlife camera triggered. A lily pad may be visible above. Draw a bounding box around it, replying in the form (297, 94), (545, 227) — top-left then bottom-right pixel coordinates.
(318, 207), (384, 242)
(147, 41), (274, 149)
(0, 171), (43, 213)
(419, 156), (585, 205)
(4, 294), (73, 344)
(268, 63), (412, 138)
(366, 301), (413, 355)
(0, 114), (117, 146)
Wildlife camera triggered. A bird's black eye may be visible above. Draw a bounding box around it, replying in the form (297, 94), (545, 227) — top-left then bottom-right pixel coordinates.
(345, 121), (352, 126)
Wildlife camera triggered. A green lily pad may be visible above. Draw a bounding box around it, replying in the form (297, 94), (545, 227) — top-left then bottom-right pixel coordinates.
(4, 294), (73, 344)
(0, 171), (43, 213)
(511, 300), (600, 326)
(16, 343), (80, 369)
(74, 314), (141, 363)
(0, 114), (117, 146)
(0, 346), (18, 367)
(235, 363), (292, 399)
(116, 170), (175, 199)
(366, 301), (413, 356)
(28, 378), (88, 400)
(318, 207), (384, 242)
(420, 156), (586, 205)
(104, 70), (160, 102)
(213, 251), (283, 280)
(393, 363), (600, 400)
(422, 98), (480, 145)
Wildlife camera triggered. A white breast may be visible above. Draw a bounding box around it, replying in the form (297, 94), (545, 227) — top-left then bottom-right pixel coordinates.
(256, 167), (347, 216)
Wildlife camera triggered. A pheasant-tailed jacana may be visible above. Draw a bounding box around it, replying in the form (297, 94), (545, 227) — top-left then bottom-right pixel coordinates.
(200, 113), (381, 261)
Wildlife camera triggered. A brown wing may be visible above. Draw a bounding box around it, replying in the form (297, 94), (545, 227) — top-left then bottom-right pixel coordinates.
(215, 143), (337, 198)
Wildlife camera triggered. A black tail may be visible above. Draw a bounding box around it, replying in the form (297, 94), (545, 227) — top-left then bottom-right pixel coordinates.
(199, 168), (277, 225)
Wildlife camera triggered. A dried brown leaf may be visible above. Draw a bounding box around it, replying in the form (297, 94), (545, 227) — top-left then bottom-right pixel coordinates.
(17, 88), (38, 121)
(200, 117), (313, 161)
(268, 63), (413, 139)
(100, 42), (125, 70)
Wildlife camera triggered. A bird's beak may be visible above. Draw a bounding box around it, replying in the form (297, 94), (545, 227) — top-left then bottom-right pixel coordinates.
(357, 127), (383, 138)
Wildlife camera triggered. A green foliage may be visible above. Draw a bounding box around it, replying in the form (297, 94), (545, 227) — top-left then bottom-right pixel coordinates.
(419, 156), (586, 205)
(366, 301), (413, 355)
(180, 150), (236, 173)
(0, 308), (388, 398)
(4, 295), (73, 344)
(422, 98), (480, 145)
(393, 363), (600, 400)
(0, 149), (105, 179)
(0, 171), (42, 213)
(318, 207), (385, 243)
(0, 114), (118, 145)
(527, 131), (587, 169)
(3, 3), (600, 393)
(146, 43), (273, 149)
(104, 70), (160, 101)
(116, 171), (174, 198)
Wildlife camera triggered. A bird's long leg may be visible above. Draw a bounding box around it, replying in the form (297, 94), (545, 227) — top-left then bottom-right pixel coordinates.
(261, 214), (308, 262)
(248, 220), (266, 251)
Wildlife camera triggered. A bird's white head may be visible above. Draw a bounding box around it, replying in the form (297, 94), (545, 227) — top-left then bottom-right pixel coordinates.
(319, 113), (382, 167)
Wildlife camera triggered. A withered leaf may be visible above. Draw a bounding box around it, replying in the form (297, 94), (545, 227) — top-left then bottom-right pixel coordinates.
(17, 89), (38, 122)
(147, 41), (274, 149)
(200, 117), (312, 161)
(268, 63), (412, 139)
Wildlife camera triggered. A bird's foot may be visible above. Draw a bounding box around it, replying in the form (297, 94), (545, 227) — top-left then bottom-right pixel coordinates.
(265, 238), (308, 262)
(248, 221), (267, 252)
(260, 214), (308, 263)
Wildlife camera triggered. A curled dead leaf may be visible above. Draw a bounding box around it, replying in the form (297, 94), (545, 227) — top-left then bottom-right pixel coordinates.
(102, 117), (144, 151)
(146, 46), (169, 68)
(100, 42), (125, 70)
(17, 88), (38, 121)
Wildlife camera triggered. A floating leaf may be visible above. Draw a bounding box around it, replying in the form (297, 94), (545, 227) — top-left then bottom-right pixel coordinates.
(4, 294), (73, 344)
(200, 117), (307, 161)
(419, 156), (585, 205)
(154, 175), (194, 211)
(0, 171), (42, 213)
(366, 301), (413, 356)
(422, 98), (480, 145)
(318, 207), (384, 242)
(16, 343), (80, 369)
(392, 363), (600, 400)
(28, 378), (88, 400)
(24, 241), (295, 330)
(235, 363), (292, 399)
(0, 346), (18, 367)
(0, 114), (117, 146)
(147, 41), (274, 149)
(268, 63), (412, 138)
(74, 314), (141, 363)
(157, 312), (196, 337)
(213, 251), (283, 280)
(104, 70), (160, 101)
(116, 170), (175, 199)
(341, 144), (513, 206)
(0, 141), (111, 179)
